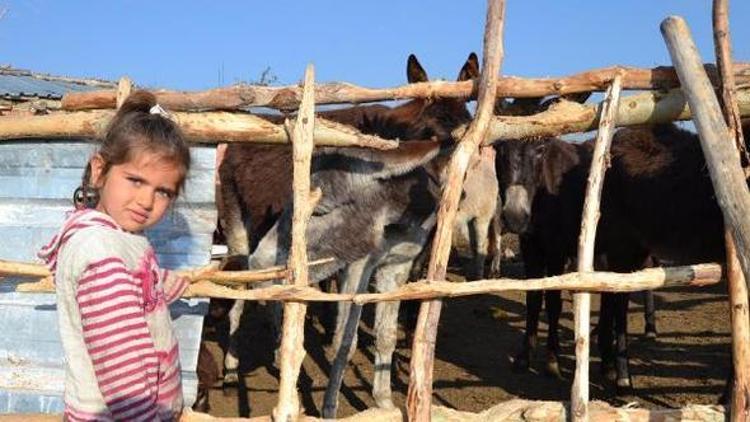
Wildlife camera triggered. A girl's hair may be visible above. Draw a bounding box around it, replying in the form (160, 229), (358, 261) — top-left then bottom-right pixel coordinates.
(79, 91), (191, 206)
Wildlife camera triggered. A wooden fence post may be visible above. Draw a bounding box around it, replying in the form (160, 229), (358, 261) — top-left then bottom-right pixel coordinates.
(273, 64), (317, 422)
(406, 1), (506, 420)
(116, 77), (132, 109)
(661, 16), (750, 316)
(571, 75), (623, 422)
(712, 1), (750, 420)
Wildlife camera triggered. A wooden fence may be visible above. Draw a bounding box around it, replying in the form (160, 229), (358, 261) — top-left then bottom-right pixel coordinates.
(2, 0), (750, 420)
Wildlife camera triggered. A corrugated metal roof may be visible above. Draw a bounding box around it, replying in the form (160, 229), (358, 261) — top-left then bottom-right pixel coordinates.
(0, 68), (115, 100)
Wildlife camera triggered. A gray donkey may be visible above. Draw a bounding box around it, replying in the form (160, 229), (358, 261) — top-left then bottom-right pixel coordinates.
(218, 54), (500, 416)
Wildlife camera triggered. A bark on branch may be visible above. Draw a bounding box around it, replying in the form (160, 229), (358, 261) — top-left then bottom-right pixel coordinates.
(60, 63), (750, 112)
(481, 87), (750, 143)
(0, 258), (334, 289)
(0, 110), (397, 150)
(273, 63), (316, 422)
(1, 401), (726, 422)
(572, 74), (623, 422)
(7, 262), (723, 302)
(407, 1), (506, 420)
(712, 2), (750, 420)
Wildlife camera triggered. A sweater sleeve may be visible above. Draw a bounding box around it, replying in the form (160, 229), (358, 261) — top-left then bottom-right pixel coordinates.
(160, 268), (189, 304)
(75, 256), (160, 421)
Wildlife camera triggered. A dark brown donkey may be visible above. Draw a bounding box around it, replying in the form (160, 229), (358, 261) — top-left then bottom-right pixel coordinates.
(595, 122), (749, 392)
(495, 136), (590, 380)
(496, 120), (749, 395)
(218, 53), (481, 416)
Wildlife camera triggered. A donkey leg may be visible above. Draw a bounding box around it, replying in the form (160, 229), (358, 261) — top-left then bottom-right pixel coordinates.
(614, 292), (633, 392)
(371, 262), (410, 410)
(643, 290), (657, 338)
(468, 216), (492, 280)
(332, 270), (358, 355)
(223, 299), (245, 387)
(598, 293), (617, 382)
(514, 235), (543, 372)
(322, 257), (375, 419)
(487, 210), (503, 278)
(514, 290), (542, 372)
(544, 290), (563, 379)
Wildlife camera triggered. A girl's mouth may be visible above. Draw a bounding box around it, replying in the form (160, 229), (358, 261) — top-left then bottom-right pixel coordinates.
(129, 209), (148, 224)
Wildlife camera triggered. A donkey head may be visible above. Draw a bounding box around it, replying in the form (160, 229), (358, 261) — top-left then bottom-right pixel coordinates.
(362, 53), (479, 144)
(495, 137), (580, 234)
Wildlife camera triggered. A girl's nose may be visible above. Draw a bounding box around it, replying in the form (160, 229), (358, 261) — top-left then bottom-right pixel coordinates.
(137, 188), (155, 210)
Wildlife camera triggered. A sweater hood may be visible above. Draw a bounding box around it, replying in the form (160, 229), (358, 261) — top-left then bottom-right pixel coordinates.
(37, 209), (122, 273)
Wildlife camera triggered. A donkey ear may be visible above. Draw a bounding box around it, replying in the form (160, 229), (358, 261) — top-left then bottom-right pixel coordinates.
(407, 54), (429, 83)
(458, 52), (480, 81)
(541, 140), (579, 195)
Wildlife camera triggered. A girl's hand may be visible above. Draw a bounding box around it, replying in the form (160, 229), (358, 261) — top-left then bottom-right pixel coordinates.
(176, 262), (220, 283)
(176, 263), (220, 299)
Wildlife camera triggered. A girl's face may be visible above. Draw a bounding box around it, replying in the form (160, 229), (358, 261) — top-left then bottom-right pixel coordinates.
(90, 151), (182, 233)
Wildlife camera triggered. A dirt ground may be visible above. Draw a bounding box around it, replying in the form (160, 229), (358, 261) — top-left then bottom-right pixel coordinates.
(198, 235), (732, 418)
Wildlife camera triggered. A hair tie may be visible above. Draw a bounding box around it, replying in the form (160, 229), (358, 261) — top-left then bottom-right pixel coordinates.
(149, 104), (172, 119)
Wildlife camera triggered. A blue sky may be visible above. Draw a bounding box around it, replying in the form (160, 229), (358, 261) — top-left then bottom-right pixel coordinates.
(1, 1), (748, 91)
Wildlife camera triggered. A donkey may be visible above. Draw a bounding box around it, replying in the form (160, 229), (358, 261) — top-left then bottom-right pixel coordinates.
(218, 53), (484, 415)
(594, 122), (750, 391)
(496, 121), (749, 393)
(495, 136), (590, 379)
(248, 140), (450, 417)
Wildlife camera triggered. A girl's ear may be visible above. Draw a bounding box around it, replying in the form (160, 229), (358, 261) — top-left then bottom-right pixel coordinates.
(89, 154), (106, 188)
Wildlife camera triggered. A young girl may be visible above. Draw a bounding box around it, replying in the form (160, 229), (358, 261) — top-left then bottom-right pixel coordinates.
(38, 91), (198, 421)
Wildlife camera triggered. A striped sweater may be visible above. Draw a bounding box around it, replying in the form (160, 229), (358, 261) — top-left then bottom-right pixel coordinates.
(38, 209), (189, 421)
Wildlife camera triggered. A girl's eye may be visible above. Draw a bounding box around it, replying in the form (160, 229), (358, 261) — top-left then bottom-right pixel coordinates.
(127, 177), (143, 186)
(156, 189), (175, 200)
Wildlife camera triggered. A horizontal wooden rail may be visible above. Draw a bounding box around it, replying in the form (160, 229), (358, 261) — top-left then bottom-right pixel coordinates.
(479, 86), (750, 143)
(0, 399), (725, 421)
(60, 63), (750, 111)
(4, 262), (721, 302)
(0, 257), (334, 288)
(0, 110), (398, 149)
(7, 88), (750, 146)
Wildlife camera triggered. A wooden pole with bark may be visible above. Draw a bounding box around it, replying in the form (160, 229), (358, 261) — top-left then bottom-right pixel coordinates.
(662, 15), (750, 312)
(9, 262), (723, 302)
(406, 1), (505, 420)
(712, 1), (750, 420)
(273, 64), (318, 421)
(0, 400), (729, 422)
(4, 88), (750, 146)
(0, 111), (397, 149)
(482, 87), (750, 143)
(571, 74), (623, 422)
(0, 258), (334, 288)
(115, 77), (132, 109)
(60, 63), (750, 112)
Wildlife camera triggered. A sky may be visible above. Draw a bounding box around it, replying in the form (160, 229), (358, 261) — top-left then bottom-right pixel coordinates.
(0, 1), (748, 92)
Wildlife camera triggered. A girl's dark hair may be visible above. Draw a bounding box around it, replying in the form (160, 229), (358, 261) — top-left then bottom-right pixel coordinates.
(79, 91), (191, 207)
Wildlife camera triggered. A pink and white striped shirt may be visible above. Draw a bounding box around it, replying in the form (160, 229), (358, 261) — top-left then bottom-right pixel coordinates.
(39, 209), (189, 421)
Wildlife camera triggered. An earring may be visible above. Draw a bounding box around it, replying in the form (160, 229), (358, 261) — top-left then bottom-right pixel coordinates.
(73, 185), (100, 209)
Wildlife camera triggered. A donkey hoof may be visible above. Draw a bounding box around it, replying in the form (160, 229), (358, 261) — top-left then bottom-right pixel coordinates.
(222, 371), (239, 392)
(616, 377), (633, 395)
(601, 362), (617, 382)
(511, 355), (531, 373)
(321, 404), (338, 420)
(193, 388), (211, 412)
(374, 393), (395, 410)
(545, 359), (563, 380)
(645, 324), (657, 340)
